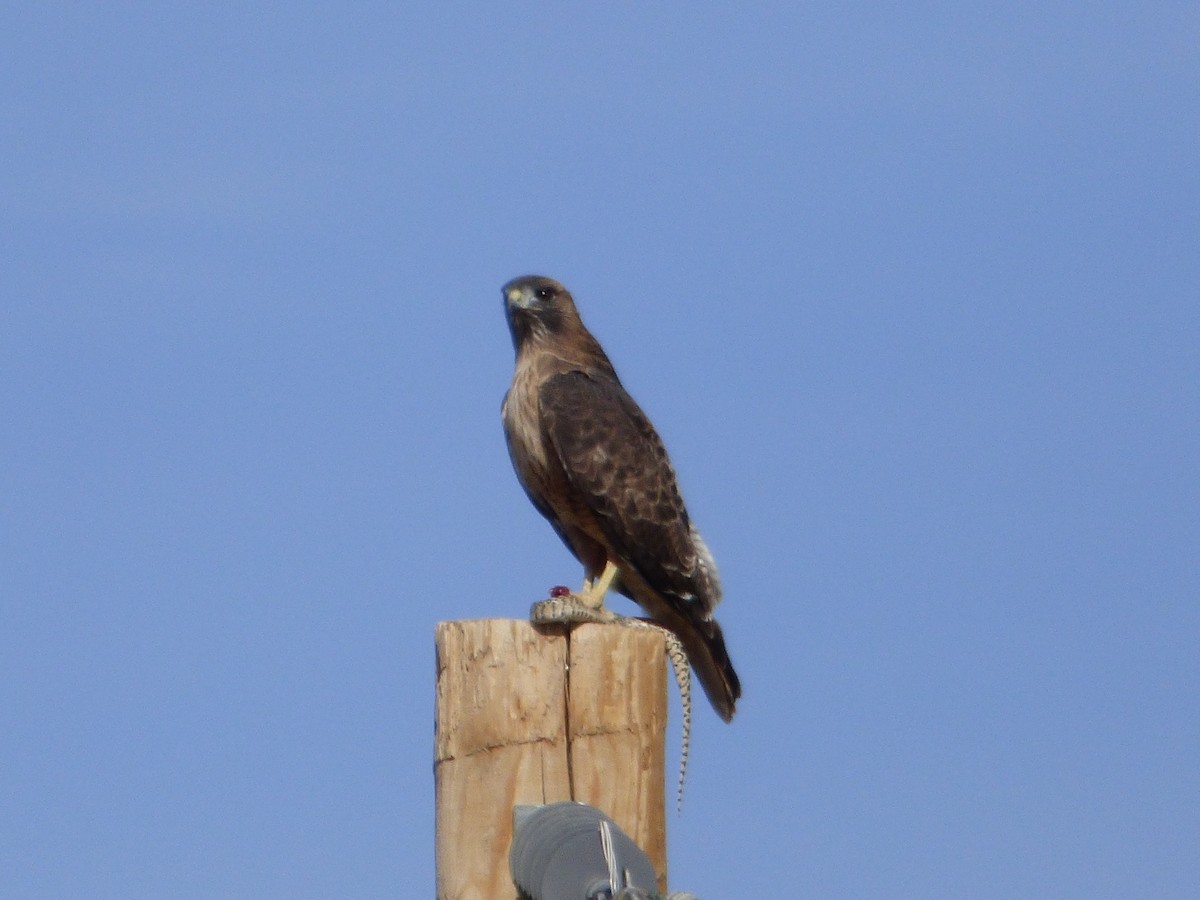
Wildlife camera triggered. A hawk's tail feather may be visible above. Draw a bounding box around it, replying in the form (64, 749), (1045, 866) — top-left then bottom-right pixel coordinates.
(682, 615), (741, 723)
(618, 572), (741, 721)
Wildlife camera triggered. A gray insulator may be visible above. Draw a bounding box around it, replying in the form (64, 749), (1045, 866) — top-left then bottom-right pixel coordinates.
(510, 802), (659, 899)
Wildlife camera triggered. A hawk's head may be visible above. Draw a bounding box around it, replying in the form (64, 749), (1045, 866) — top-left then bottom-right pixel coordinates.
(502, 275), (582, 351)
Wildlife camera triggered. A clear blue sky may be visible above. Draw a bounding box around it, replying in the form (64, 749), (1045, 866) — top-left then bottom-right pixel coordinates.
(2, 4), (1197, 897)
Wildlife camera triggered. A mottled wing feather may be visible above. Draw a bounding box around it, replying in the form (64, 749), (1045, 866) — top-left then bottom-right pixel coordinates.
(539, 371), (712, 612)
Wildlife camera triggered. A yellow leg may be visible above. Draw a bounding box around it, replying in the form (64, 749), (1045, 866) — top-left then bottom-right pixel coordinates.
(580, 560), (619, 610)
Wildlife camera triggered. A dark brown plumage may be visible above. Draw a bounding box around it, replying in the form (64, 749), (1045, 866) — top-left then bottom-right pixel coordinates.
(501, 275), (741, 721)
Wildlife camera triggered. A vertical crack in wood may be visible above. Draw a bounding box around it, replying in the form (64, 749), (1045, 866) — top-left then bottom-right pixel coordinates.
(563, 626), (575, 800)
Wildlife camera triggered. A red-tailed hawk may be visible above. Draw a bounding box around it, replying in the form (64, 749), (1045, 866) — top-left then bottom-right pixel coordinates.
(501, 275), (741, 721)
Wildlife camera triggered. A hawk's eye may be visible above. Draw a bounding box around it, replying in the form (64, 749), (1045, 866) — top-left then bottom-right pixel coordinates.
(536, 287), (553, 300)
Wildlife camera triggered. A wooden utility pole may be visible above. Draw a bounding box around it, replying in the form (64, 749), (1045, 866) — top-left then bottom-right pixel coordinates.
(434, 618), (668, 899)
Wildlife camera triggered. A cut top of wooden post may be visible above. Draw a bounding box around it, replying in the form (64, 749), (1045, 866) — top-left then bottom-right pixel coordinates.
(434, 618), (668, 900)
